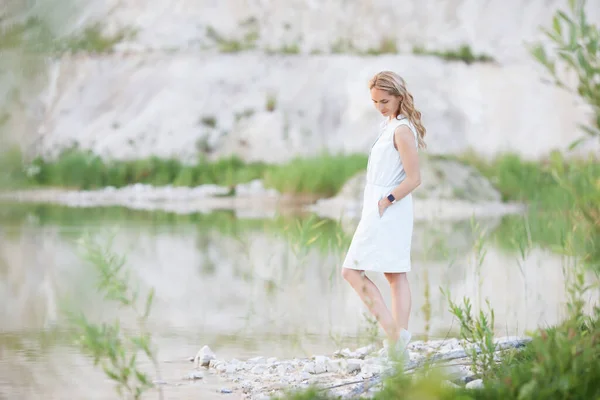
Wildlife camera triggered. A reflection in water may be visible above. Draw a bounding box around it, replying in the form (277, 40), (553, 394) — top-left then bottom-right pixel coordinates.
(0, 204), (587, 399)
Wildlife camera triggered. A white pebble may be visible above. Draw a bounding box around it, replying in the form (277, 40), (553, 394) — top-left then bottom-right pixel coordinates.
(466, 379), (484, 389)
(193, 345), (216, 368)
(442, 380), (460, 389)
(186, 371), (204, 380)
(251, 365), (267, 374)
(225, 365), (237, 374)
(302, 362), (316, 374)
(326, 359), (344, 373)
(314, 362), (327, 374)
(314, 355), (327, 364)
(248, 356), (266, 364)
(345, 359), (362, 374)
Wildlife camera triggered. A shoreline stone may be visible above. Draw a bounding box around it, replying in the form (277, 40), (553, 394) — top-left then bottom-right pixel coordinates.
(188, 337), (531, 399)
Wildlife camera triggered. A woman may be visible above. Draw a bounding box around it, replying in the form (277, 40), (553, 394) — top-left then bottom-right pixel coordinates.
(341, 71), (426, 359)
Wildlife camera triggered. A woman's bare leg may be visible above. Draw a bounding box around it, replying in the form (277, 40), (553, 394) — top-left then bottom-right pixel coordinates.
(384, 272), (412, 332)
(342, 268), (398, 341)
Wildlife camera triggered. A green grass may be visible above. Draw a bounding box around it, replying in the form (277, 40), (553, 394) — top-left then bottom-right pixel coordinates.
(2, 147), (368, 197)
(262, 153), (367, 196)
(0, 146), (28, 189)
(205, 25), (259, 53)
(364, 37), (398, 55)
(413, 44), (495, 64)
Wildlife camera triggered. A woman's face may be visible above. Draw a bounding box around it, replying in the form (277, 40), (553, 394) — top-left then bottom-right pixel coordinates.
(370, 87), (400, 118)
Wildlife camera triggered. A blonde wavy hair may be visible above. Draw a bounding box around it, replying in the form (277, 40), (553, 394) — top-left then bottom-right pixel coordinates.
(369, 71), (427, 149)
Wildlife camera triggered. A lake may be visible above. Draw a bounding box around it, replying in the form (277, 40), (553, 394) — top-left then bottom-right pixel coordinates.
(0, 202), (579, 399)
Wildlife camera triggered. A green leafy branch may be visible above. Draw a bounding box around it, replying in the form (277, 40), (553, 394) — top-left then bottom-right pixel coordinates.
(67, 232), (163, 400)
(529, 0), (600, 149)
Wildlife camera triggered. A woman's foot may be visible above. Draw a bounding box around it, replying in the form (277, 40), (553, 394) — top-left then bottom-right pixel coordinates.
(394, 328), (412, 359)
(381, 329), (411, 362)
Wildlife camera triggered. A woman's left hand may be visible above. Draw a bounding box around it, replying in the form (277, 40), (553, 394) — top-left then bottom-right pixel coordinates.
(378, 198), (390, 217)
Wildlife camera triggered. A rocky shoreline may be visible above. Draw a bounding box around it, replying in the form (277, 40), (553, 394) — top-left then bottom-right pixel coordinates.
(184, 336), (531, 399)
(0, 180), (287, 217)
(0, 177), (525, 222)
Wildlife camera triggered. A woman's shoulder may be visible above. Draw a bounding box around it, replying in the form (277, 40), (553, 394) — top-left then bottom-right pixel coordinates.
(390, 116), (416, 133)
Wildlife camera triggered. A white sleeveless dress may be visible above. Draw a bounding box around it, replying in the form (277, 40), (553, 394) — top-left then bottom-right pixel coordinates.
(342, 115), (419, 273)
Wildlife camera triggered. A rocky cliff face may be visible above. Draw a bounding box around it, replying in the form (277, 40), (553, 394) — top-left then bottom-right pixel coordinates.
(8, 0), (600, 162)
(84, 0), (599, 64)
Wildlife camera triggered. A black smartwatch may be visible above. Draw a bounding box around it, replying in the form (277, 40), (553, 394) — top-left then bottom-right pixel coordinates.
(387, 194), (396, 204)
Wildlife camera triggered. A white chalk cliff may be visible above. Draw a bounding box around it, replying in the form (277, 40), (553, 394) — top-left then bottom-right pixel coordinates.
(6, 0), (600, 162)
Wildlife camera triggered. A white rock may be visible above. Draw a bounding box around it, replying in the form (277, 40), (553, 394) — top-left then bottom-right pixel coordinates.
(215, 364), (227, 373)
(267, 357), (278, 364)
(290, 359), (302, 367)
(302, 362), (316, 374)
(494, 336), (532, 350)
(442, 380), (460, 389)
(277, 364), (291, 376)
(248, 356), (267, 364)
(408, 352), (425, 363)
(326, 359), (344, 373)
(235, 179), (279, 197)
(193, 345), (216, 368)
(314, 362), (327, 374)
(339, 348), (353, 358)
(440, 365), (471, 380)
(225, 364), (237, 374)
(355, 344), (376, 359)
(300, 372), (311, 381)
(345, 359), (363, 374)
(186, 371), (204, 380)
(361, 364), (384, 375)
(466, 379), (484, 389)
(437, 339), (461, 353)
(314, 355), (327, 364)
(251, 365), (267, 374)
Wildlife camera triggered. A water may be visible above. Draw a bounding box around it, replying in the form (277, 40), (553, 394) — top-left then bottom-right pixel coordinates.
(0, 203), (578, 399)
